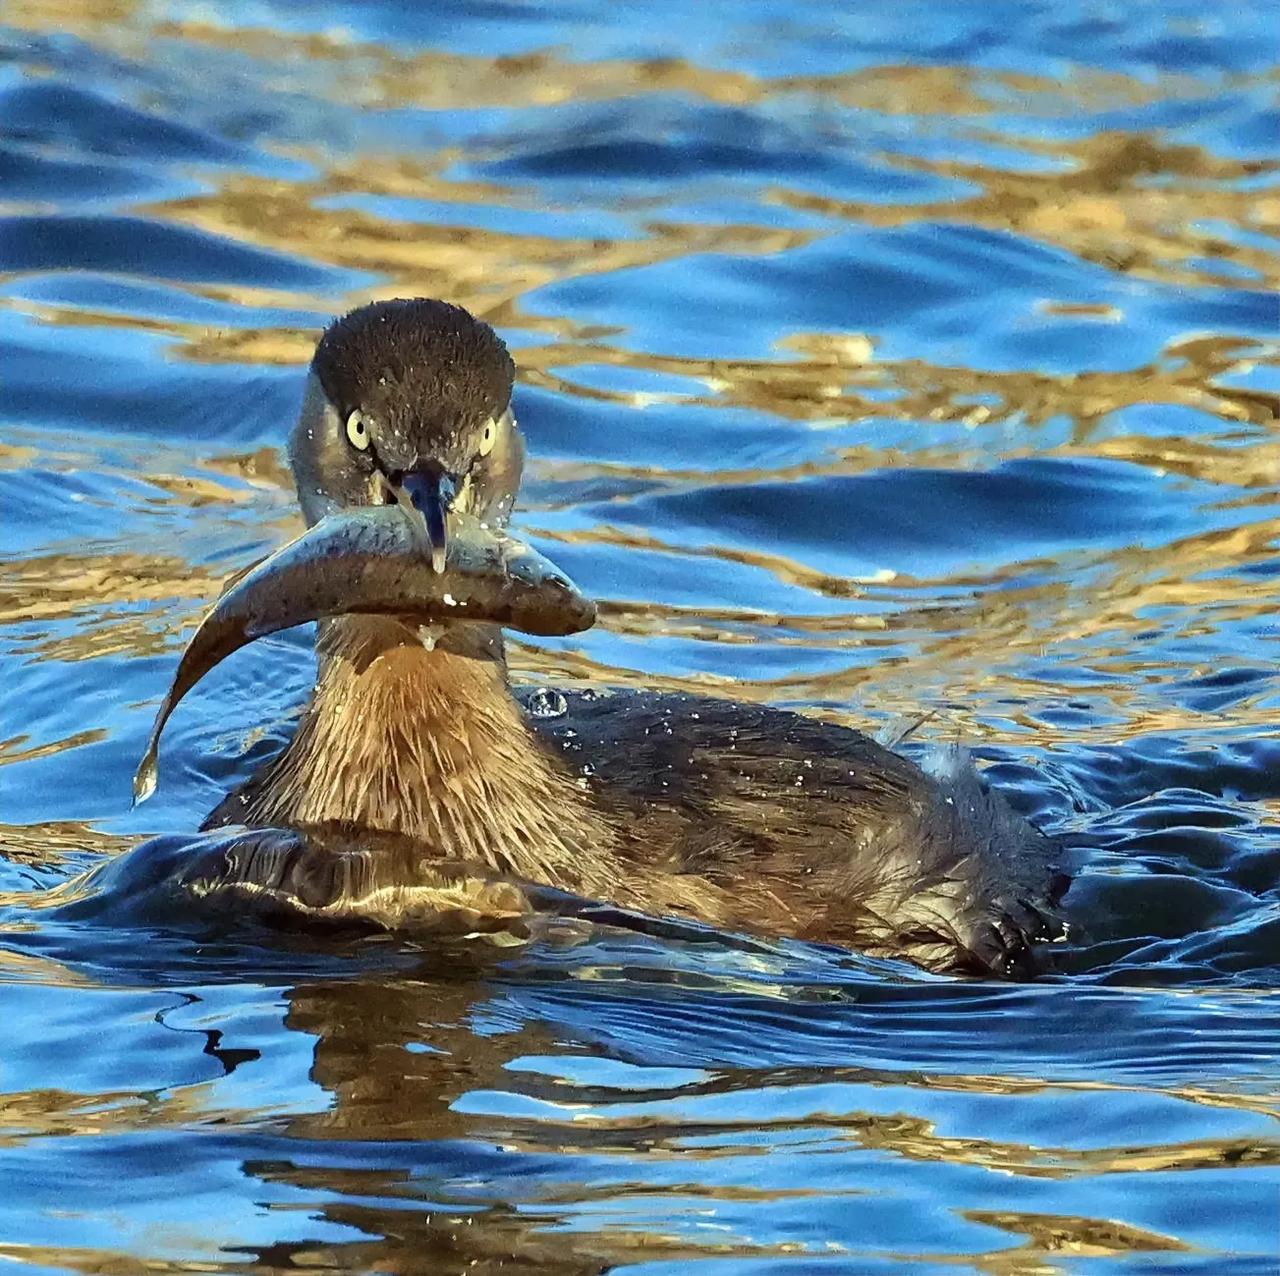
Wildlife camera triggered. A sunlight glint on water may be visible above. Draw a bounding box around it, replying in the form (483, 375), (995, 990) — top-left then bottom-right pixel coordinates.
(0, 1), (1277, 1271)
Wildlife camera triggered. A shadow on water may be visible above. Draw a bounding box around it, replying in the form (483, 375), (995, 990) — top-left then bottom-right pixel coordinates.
(0, 0), (1278, 1271)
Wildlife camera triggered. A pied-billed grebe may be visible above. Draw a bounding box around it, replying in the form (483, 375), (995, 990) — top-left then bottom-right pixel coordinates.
(110, 298), (1067, 976)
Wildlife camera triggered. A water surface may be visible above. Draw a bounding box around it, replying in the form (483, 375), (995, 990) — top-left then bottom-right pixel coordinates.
(1, 1), (1278, 1272)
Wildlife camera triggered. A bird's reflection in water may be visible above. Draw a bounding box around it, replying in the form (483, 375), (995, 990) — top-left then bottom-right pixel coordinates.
(233, 943), (705, 1275)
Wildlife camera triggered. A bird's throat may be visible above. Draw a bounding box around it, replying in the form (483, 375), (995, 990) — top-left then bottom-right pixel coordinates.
(236, 616), (615, 893)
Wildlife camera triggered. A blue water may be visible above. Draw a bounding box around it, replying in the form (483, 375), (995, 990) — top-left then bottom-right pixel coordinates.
(1, 1), (1278, 1271)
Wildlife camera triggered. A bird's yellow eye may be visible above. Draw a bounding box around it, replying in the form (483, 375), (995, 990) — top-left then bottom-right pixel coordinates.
(345, 409), (370, 451)
(478, 418), (497, 458)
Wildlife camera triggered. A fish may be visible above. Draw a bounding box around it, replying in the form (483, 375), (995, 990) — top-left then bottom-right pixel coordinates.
(133, 506), (596, 804)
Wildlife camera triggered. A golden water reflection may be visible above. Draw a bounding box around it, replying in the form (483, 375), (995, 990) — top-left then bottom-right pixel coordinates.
(2, 3), (1278, 1271)
(0, 960), (1272, 1271)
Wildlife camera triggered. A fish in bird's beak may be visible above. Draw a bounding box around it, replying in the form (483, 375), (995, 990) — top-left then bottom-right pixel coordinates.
(391, 465), (456, 575)
(132, 505), (596, 804)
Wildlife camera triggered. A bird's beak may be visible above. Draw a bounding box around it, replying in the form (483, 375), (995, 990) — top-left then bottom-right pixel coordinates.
(393, 467), (456, 574)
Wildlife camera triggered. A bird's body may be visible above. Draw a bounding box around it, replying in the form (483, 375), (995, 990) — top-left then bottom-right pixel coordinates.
(201, 611), (1063, 975)
(125, 298), (1067, 977)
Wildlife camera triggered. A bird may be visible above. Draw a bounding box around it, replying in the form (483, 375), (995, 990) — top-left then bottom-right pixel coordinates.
(113, 297), (1067, 977)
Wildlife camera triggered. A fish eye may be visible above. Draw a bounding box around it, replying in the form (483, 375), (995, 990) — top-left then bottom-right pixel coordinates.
(345, 409), (370, 451)
(478, 418), (497, 458)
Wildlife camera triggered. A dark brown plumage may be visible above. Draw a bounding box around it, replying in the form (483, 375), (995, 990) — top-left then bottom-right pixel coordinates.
(520, 689), (1067, 974)
(313, 298), (514, 450)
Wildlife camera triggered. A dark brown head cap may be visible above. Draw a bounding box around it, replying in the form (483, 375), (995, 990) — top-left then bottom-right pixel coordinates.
(291, 298), (524, 530)
(312, 298), (514, 449)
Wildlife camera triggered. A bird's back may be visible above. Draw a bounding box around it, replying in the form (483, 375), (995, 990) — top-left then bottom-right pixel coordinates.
(523, 688), (1068, 975)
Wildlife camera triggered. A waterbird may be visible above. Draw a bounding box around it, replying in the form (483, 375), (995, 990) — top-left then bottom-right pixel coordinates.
(125, 298), (1067, 976)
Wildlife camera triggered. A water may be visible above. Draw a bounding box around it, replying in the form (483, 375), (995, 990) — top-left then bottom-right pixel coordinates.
(1, 1), (1278, 1270)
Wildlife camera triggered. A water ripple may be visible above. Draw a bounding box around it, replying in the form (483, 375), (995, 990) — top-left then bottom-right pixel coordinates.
(0, 0), (1277, 1271)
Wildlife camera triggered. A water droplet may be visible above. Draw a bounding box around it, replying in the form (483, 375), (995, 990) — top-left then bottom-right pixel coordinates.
(526, 688), (568, 719)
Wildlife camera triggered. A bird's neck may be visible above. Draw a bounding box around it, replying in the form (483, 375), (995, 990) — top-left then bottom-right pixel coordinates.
(240, 616), (615, 893)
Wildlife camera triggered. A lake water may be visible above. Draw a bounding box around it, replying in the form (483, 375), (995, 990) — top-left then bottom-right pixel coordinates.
(1, 1), (1278, 1271)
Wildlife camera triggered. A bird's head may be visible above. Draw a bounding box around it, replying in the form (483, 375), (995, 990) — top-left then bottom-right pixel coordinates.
(290, 298), (525, 573)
